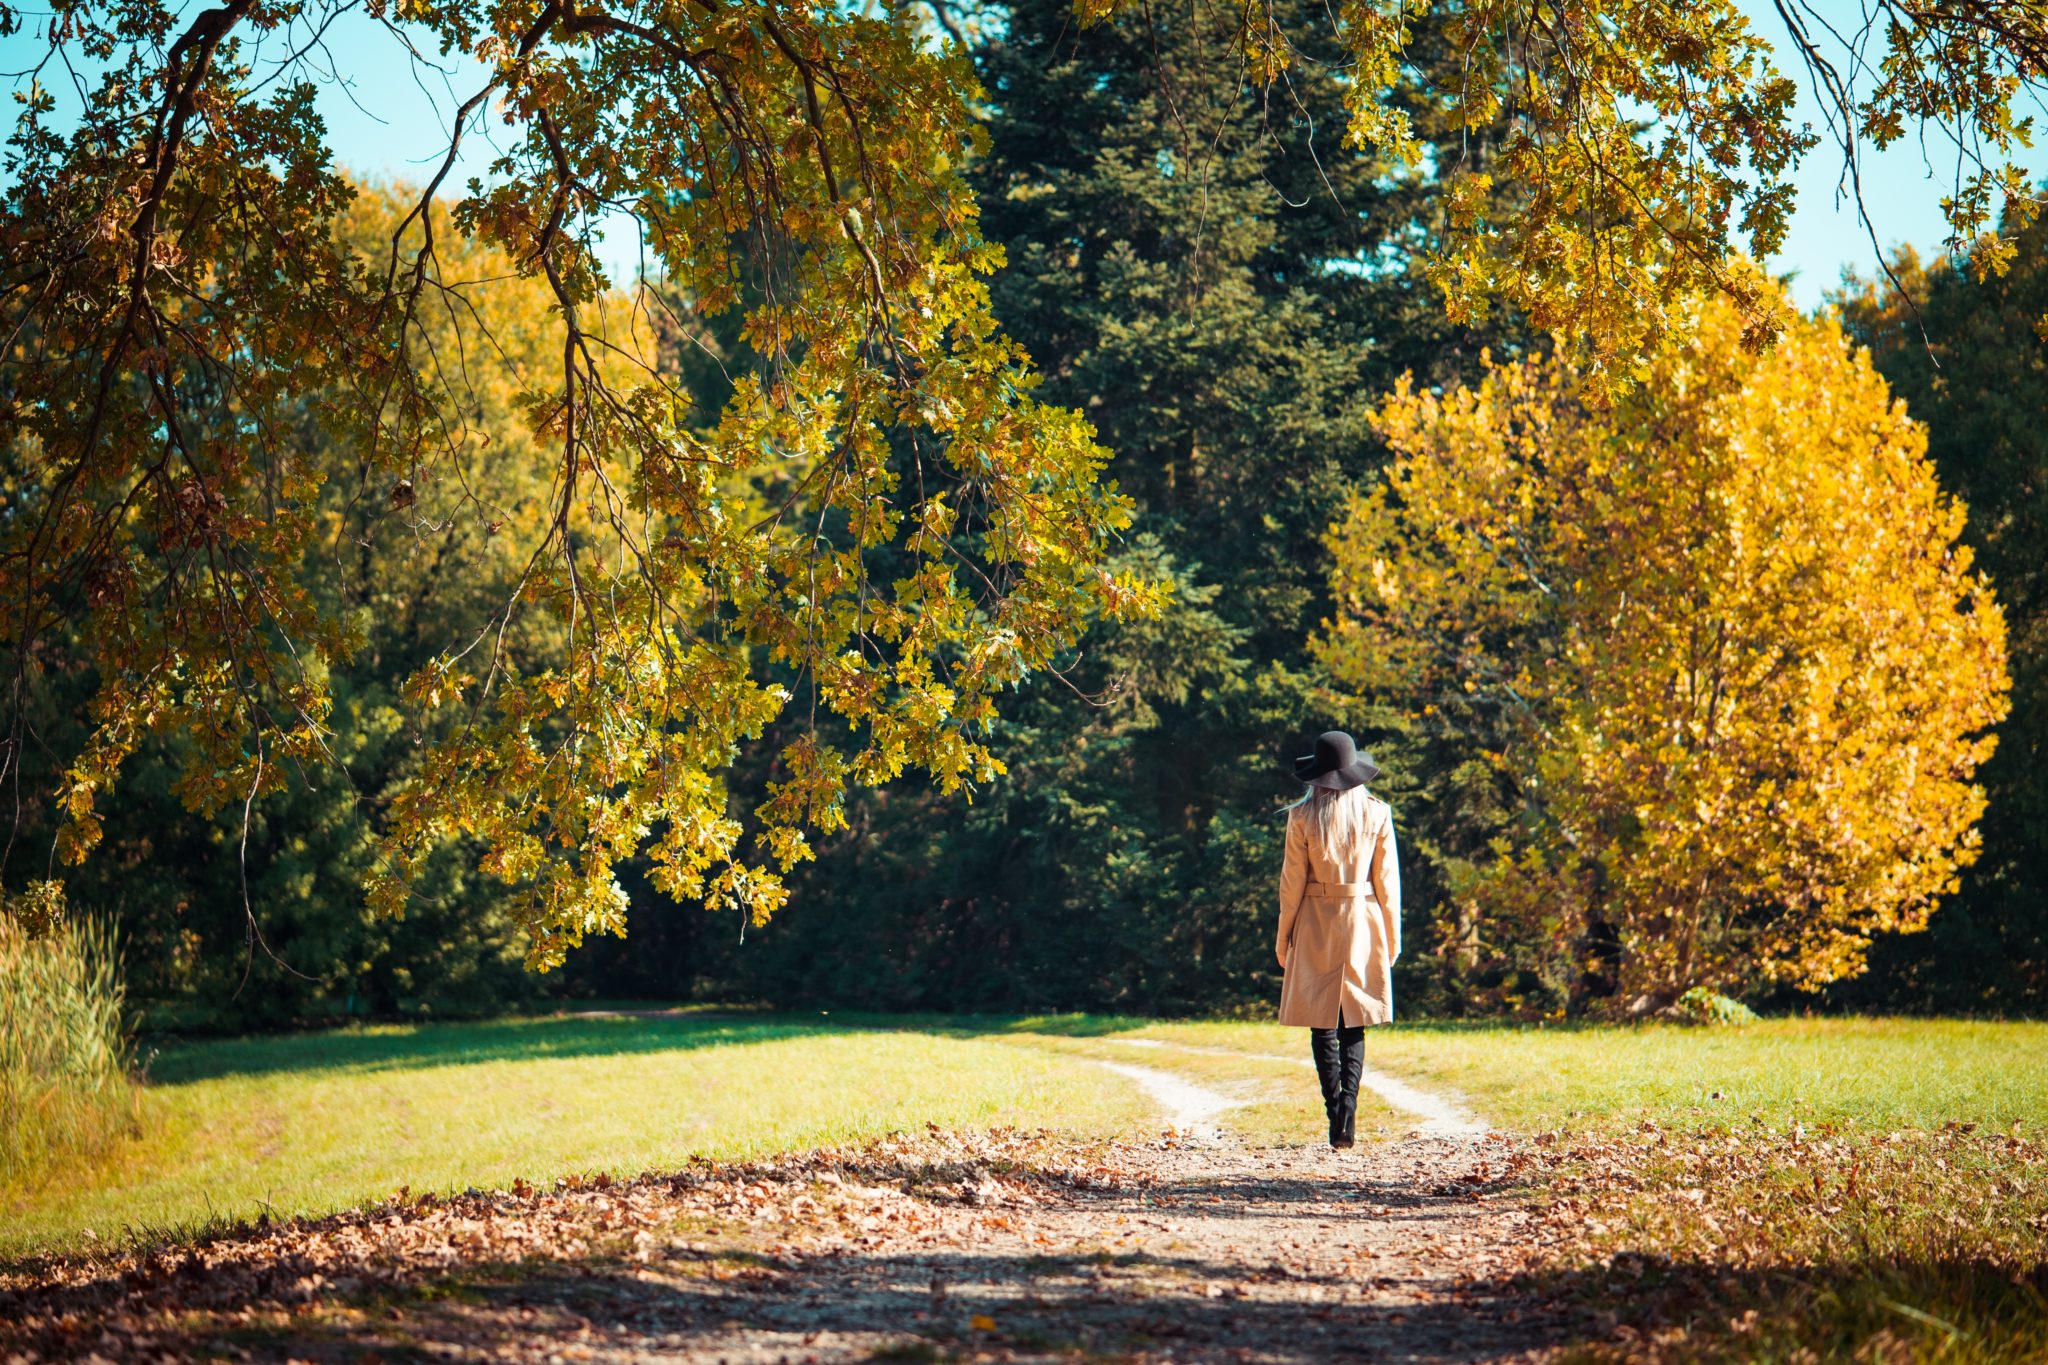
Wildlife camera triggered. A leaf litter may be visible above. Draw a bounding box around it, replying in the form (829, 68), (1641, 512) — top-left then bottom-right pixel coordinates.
(3, 1123), (1581, 1362)
(4, 1117), (2043, 1362)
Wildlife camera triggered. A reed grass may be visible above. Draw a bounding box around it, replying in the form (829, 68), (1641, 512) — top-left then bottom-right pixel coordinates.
(0, 913), (140, 1186)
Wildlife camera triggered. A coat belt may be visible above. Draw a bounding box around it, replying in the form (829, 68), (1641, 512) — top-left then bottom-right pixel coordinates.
(1306, 881), (1378, 900)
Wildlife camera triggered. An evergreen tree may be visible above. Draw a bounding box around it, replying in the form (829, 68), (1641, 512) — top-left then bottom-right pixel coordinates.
(721, 0), (1517, 1013)
(1835, 221), (2048, 1015)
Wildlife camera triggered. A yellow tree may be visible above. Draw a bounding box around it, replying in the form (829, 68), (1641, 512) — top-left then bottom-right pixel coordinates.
(1323, 291), (2010, 1013)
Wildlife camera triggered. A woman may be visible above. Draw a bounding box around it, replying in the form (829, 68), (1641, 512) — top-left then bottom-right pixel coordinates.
(1275, 730), (1402, 1149)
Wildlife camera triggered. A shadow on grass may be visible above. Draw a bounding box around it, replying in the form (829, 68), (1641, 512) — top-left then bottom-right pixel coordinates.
(1508, 1251), (2048, 1362)
(145, 1012), (855, 1085)
(143, 1010), (1188, 1087)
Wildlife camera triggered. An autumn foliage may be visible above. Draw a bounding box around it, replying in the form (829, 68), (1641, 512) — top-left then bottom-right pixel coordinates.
(3, 0), (2043, 986)
(1323, 293), (2011, 1014)
(1, 2), (1156, 965)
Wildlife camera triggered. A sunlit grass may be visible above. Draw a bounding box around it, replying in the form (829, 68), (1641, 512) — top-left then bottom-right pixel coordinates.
(982, 1015), (2048, 1133)
(1352, 1017), (2048, 1132)
(979, 1028), (1355, 1144)
(2, 1013), (1150, 1255)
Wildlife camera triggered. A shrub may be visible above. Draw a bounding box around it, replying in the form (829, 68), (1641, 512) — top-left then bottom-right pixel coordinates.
(1669, 987), (1759, 1026)
(0, 912), (140, 1185)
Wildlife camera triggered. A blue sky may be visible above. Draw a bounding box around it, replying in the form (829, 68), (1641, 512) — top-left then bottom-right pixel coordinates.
(1726, 0), (2045, 307)
(3, 1), (2039, 309)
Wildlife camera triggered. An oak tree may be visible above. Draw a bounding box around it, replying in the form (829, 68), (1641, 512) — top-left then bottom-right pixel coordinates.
(3, 0), (1157, 961)
(28, 186), (586, 1021)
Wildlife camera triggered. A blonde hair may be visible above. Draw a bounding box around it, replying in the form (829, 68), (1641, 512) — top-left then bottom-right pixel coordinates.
(1288, 783), (1373, 864)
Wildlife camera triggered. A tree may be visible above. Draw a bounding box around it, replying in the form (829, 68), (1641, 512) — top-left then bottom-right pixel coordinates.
(14, 185), (581, 1024)
(1837, 214), (2048, 1014)
(3, 0), (2041, 961)
(706, 0), (1527, 1014)
(2, 0), (1155, 961)
(1323, 290), (2010, 1015)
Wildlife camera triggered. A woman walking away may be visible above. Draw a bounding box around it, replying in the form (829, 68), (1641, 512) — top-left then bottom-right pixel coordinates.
(1275, 731), (1402, 1150)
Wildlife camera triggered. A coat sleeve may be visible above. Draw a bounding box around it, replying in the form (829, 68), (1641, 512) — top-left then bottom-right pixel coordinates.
(1276, 806), (1308, 965)
(1370, 804), (1402, 961)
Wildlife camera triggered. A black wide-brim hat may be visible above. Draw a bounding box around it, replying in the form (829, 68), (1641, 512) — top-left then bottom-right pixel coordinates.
(1293, 730), (1381, 790)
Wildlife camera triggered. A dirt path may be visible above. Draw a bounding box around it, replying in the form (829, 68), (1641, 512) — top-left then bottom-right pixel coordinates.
(1089, 1060), (1248, 1137)
(2, 1057), (1579, 1363)
(564, 1132), (1570, 1364)
(1107, 1038), (1489, 1138)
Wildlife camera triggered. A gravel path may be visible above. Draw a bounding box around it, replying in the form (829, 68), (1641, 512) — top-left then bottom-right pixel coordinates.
(1090, 1059), (1250, 1138)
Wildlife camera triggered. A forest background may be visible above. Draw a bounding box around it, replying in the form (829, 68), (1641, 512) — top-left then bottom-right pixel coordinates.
(22, 0), (2046, 1031)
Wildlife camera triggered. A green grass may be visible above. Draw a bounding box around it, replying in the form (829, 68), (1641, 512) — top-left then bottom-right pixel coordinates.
(1354, 1017), (2048, 1132)
(2, 1011), (1151, 1255)
(979, 1015), (2048, 1133)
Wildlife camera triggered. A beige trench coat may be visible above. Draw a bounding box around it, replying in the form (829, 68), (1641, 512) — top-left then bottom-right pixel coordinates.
(1275, 796), (1402, 1027)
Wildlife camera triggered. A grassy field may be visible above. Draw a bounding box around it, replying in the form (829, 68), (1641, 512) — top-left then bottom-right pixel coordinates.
(5, 1009), (2044, 1359)
(978, 1015), (2048, 1131)
(1, 1012), (1151, 1254)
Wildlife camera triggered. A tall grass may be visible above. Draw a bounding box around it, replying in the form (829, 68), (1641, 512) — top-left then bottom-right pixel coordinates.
(0, 913), (139, 1185)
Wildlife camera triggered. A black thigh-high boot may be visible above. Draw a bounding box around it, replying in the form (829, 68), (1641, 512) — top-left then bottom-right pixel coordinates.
(1331, 1023), (1366, 1145)
(1308, 1026), (1342, 1140)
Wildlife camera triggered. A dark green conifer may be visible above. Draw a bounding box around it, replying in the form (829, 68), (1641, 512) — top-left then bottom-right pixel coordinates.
(734, 0), (1520, 1013)
(1836, 221), (2048, 1014)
